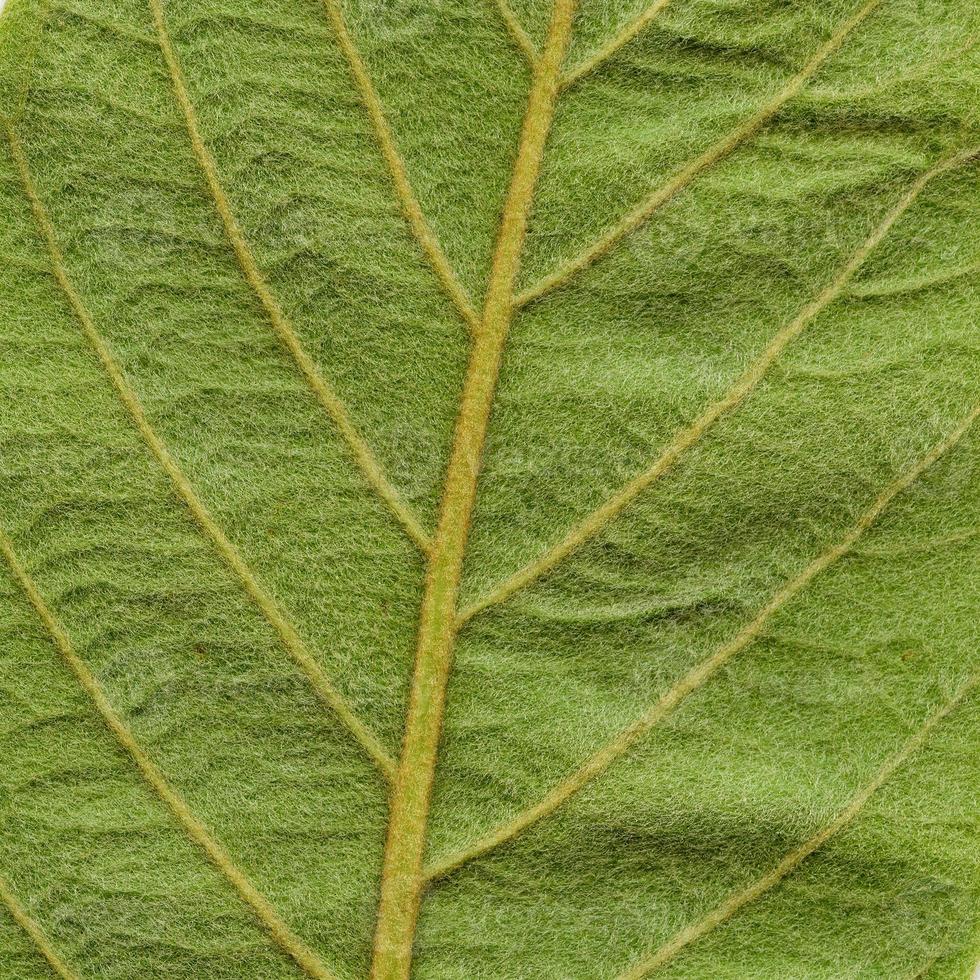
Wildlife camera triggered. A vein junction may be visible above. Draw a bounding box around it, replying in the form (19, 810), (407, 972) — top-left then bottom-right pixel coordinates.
(459, 145), (980, 624)
(367, 0), (934, 973)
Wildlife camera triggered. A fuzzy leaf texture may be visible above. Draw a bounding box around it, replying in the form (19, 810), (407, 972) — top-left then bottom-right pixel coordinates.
(0, 0), (978, 977)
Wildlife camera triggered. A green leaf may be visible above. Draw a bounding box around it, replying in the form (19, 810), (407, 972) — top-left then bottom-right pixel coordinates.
(1, 0), (978, 977)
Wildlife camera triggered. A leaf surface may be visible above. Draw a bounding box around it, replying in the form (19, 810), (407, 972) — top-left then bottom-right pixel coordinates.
(0, 0), (978, 977)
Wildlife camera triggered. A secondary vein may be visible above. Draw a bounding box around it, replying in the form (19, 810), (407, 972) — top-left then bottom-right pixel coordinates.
(458, 145), (979, 625)
(493, 0), (540, 68)
(320, 0), (482, 334)
(0, 876), (78, 980)
(517, 0), (886, 307)
(4, 122), (396, 781)
(0, 531), (338, 980)
(149, 0), (432, 554)
(426, 401), (980, 881)
(560, 0), (672, 90)
(617, 669), (980, 978)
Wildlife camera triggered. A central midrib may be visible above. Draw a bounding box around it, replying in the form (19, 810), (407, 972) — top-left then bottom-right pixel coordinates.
(368, 3), (577, 977)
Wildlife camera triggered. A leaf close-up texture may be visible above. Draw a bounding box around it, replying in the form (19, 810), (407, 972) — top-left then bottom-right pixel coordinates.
(0, 0), (978, 976)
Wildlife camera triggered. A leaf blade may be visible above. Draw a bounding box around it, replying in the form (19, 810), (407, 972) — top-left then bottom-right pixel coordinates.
(2, 0), (979, 975)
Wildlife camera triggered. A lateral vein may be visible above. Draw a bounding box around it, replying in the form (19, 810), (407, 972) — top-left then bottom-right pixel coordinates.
(4, 122), (396, 781)
(458, 145), (979, 625)
(617, 670), (980, 979)
(320, 0), (482, 334)
(516, 0), (885, 307)
(425, 402), (980, 881)
(560, 0), (672, 90)
(0, 876), (78, 980)
(494, 0), (540, 68)
(0, 531), (339, 980)
(149, 0), (432, 554)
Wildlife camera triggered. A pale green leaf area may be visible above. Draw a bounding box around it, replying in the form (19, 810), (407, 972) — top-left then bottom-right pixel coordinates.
(0, 0), (978, 977)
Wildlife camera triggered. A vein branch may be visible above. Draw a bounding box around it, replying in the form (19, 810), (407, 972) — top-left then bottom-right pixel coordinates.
(0, 877), (78, 980)
(368, 4), (578, 977)
(617, 670), (980, 979)
(4, 122), (396, 781)
(560, 0), (672, 90)
(150, 0), (432, 554)
(459, 145), (979, 626)
(516, 0), (884, 308)
(0, 531), (339, 980)
(493, 0), (540, 68)
(320, 0), (482, 334)
(425, 402), (980, 881)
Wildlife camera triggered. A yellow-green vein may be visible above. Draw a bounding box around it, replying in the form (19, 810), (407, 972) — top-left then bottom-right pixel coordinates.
(4, 121), (396, 781)
(493, 0), (540, 68)
(857, 525), (980, 559)
(368, 2), (578, 976)
(617, 670), (980, 979)
(320, 0), (481, 334)
(848, 253), (980, 298)
(425, 402), (980, 881)
(810, 34), (977, 103)
(0, 876), (78, 980)
(148, 0), (431, 554)
(457, 145), (979, 625)
(0, 530), (338, 980)
(516, 0), (885, 307)
(560, 0), (672, 90)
